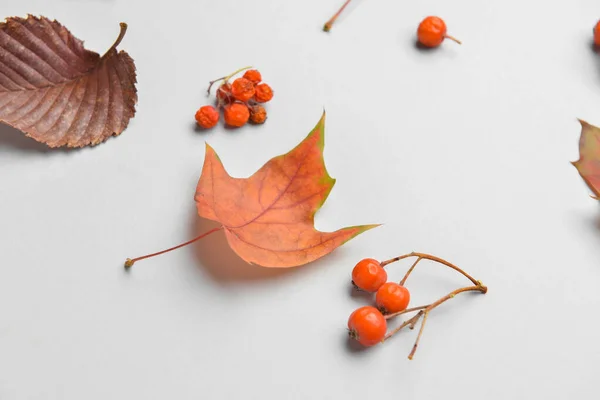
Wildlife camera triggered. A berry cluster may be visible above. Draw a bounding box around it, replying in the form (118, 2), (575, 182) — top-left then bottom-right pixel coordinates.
(347, 253), (487, 359)
(195, 67), (274, 129)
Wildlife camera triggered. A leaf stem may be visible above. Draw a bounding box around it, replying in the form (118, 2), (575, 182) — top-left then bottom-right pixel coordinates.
(206, 66), (253, 95)
(380, 252), (480, 286)
(103, 22), (128, 57)
(323, 0), (352, 32)
(124, 226), (223, 268)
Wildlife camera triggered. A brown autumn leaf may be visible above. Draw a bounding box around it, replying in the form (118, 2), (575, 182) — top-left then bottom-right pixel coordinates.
(572, 119), (600, 199)
(0, 15), (137, 148)
(194, 111), (379, 267)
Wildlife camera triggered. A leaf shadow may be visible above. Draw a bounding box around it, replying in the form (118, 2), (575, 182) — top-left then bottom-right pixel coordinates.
(189, 212), (333, 283)
(0, 124), (54, 153)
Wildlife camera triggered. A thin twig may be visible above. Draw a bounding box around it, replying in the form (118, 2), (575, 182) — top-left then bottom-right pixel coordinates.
(206, 66), (252, 96)
(323, 0), (352, 32)
(384, 310), (424, 341)
(384, 305), (429, 320)
(383, 284), (487, 358)
(399, 257), (422, 286)
(380, 252), (480, 286)
(408, 311), (429, 360)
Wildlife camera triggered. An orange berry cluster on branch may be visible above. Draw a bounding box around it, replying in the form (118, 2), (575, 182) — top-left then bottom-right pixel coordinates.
(195, 67), (274, 129)
(348, 253), (487, 360)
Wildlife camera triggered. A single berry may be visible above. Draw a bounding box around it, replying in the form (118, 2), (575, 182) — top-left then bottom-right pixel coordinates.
(217, 83), (233, 104)
(417, 16), (461, 48)
(224, 103), (250, 127)
(254, 83), (273, 103)
(351, 258), (387, 292)
(231, 78), (255, 102)
(249, 105), (267, 124)
(195, 105), (219, 129)
(594, 20), (600, 46)
(347, 306), (387, 347)
(243, 69), (262, 84)
(376, 282), (410, 314)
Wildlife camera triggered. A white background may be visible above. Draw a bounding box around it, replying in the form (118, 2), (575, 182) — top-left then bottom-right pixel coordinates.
(1, 0), (600, 399)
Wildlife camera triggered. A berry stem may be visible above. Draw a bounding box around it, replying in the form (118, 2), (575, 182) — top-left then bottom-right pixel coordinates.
(323, 0), (352, 32)
(384, 310), (424, 340)
(444, 34), (462, 45)
(207, 66), (253, 95)
(399, 257), (422, 286)
(384, 305), (429, 320)
(383, 284), (487, 358)
(380, 252), (480, 286)
(124, 226), (223, 268)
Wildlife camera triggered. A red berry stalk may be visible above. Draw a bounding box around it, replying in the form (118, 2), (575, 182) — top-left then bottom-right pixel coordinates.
(348, 252), (487, 360)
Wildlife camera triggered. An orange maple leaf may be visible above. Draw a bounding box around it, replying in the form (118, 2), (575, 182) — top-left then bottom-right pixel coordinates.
(194, 112), (378, 267)
(125, 112), (378, 269)
(573, 120), (600, 199)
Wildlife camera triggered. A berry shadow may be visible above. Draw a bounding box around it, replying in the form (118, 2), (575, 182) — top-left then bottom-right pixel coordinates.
(345, 336), (371, 354)
(413, 40), (437, 52)
(589, 40), (600, 83)
(348, 284), (375, 301)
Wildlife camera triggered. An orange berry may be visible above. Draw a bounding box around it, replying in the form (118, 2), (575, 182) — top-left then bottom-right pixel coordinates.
(223, 103), (250, 127)
(254, 83), (273, 103)
(195, 105), (219, 129)
(231, 78), (255, 102)
(376, 282), (410, 314)
(351, 258), (387, 292)
(243, 69), (262, 84)
(594, 20), (600, 46)
(347, 306), (387, 347)
(249, 105), (267, 124)
(417, 16), (460, 48)
(217, 83), (233, 104)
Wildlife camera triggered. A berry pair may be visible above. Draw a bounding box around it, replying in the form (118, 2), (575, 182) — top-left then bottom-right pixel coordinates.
(195, 67), (274, 129)
(351, 258), (410, 314)
(347, 253), (487, 360)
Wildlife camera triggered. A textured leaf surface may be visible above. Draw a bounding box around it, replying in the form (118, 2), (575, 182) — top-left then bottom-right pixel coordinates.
(573, 120), (600, 198)
(0, 15), (137, 148)
(194, 112), (378, 267)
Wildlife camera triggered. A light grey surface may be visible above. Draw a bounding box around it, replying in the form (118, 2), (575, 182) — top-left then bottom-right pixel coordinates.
(1, 0), (600, 399)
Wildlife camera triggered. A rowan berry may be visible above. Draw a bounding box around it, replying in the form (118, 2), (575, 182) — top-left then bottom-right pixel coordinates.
(351, 258), (387, 292)
(243, 69), (262, 84)
(217, 83), (233, 104)
(417, 16), (460, 48)
(249, 105), (267, 124)
(195, 105), (219, 129)
(254, 83), (273, 103)
(231, 78), (255, 102)
(347, 306), (387, 347)
(224, 103), (250, 127)
(594, 20), (600, 46)
(376, 282), (410, 314)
